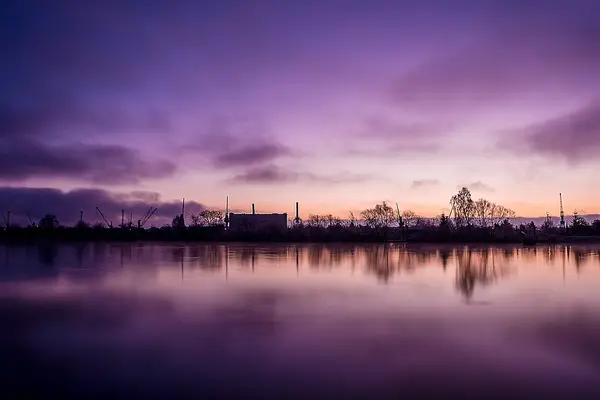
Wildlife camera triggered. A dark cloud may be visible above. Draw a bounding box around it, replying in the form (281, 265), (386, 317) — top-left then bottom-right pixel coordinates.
(0, 96), (174, 184)
(213, 143), (292, 168)
(0, 139), (176, 184)
(502, 101), (600, 164)
(0, 100), (171, 140)
(230, 165), (371, 185)
(185, 117), (296, 169)
(0, 187), (206, 227)
(458, 181), (494, 193)
(411, 179), (440, 189)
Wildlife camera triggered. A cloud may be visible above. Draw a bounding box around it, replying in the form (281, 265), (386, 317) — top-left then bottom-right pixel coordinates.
(0, 100), (171, 140)
(0, 139), (176, 184)
(389, 17), (600, 117)
(360, 116), (445, 139)
(500, 101), (600, 164)
(345, 116), (445, 158)
(0, 187), (207, 227)
(213, 143), (293, 168)
(458, 181), (494, 193)
(185, 117), (296, 169)
(229, 165), (371, 185)
(0, 97), (175, 184)
(411, 179), (440, 189)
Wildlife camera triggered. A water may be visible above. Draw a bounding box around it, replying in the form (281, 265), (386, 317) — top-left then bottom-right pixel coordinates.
(1, 243), (600, 397)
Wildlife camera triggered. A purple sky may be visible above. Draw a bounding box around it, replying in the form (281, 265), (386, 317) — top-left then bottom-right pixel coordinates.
(1, 0), (600, 224)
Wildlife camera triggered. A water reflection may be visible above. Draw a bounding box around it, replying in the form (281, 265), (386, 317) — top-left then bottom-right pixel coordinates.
(2, 243), (600, 289)
(455, 248), (512, 300)
(1, 244), (600, 396)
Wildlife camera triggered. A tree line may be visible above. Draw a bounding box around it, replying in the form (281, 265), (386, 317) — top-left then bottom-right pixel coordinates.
(1, 188), (600, 243)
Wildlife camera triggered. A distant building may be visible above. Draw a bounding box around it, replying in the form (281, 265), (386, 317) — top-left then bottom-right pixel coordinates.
(228, 213), (288, 233)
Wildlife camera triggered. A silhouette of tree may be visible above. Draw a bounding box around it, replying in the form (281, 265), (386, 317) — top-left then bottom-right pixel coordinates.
(592, 219), (600, 234)
(74, 220), (90, 229)
(438, 213), (452, 231)
(401, 210), (421, 227)
(191, 210), (223, 227)
(474, 198), (516, 228)
(571, 211), (590, 235)
(172, 214), (185, 229)
(307, 214), (341, 228)
(39, 214), (59, 230)
(450, 187), (475, 228)
(541, 217), (555, 233)
(361, 202), (395, 229)
(348, 212), (357, 227)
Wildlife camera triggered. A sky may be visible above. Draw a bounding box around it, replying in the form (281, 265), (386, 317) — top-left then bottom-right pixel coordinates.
(1, 0), (600, 225)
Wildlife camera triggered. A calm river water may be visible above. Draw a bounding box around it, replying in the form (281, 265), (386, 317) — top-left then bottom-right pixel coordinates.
(1, 243), (600, 397)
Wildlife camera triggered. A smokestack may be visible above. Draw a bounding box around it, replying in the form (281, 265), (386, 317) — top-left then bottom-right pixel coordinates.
(296, 202), (299, 219)
(225, 196), (230, 229)
(182, 198), (185, 218)
(252, 203), (255, 214)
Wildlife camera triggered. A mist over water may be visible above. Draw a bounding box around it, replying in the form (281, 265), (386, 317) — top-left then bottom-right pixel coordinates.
(1, 243), (600, 397)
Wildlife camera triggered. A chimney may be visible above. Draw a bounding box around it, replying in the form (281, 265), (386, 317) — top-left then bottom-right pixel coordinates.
(252, 203), (255, 214)
(295, 202), (299, 219)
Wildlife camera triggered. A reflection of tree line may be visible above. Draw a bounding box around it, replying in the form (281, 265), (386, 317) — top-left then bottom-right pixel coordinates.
(454, 248), (512, 299)
(4, 244), (600, 295)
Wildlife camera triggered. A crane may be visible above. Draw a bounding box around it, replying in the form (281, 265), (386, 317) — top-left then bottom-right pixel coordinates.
(396, 203), (403, 227)
(140, 206), (154, 223)
(96, 207), (112, 228)
(140, 207), (158, 227)
(26, 213), (35, 227)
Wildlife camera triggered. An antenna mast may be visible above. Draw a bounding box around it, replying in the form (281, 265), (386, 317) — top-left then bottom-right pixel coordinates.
(559, 193), (566, 232)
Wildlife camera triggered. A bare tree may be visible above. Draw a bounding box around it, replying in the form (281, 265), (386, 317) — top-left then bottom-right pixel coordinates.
(450, 187), (475, 228)
(361, 202), (396, 229)
(349, 211), (357, 227)
(191, 210), (224, 227)
(307, 214), (341, 228)
(474, 198), (515, 228)
(474, 198), (493, 228)
(401, 210), (422, 227)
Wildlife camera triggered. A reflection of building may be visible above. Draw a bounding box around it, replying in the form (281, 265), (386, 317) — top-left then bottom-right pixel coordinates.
(228, 213), (288, 233)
